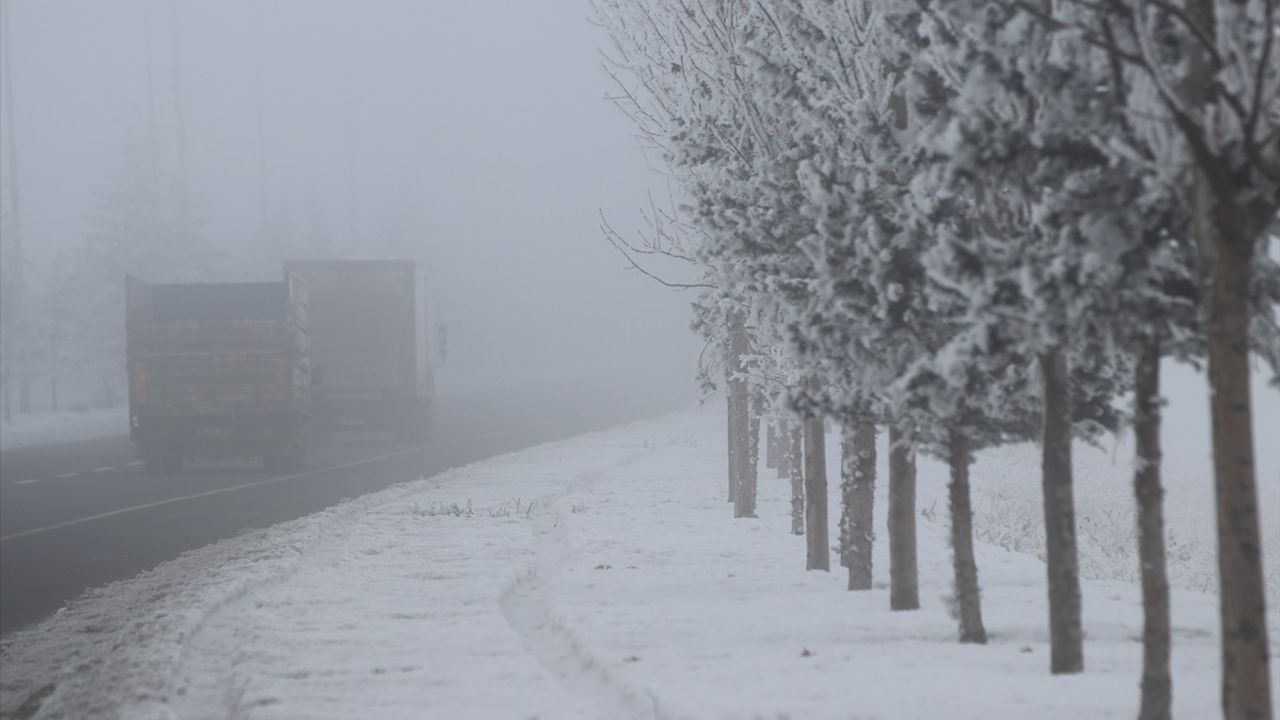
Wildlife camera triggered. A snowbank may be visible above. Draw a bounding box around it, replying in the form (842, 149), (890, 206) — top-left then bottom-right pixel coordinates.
(0, 407), (128, 451)
(2, 407), (1274, 719)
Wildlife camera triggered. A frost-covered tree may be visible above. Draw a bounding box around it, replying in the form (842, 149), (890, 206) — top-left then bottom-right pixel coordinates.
(872, 0), (1153, 672)
(600, 188), (770, 522)
(1055, 5), (1277, 714)
(596, 0), (830, 535)
(741, 0), (1005, 614)
(920, 0), (1277, 708)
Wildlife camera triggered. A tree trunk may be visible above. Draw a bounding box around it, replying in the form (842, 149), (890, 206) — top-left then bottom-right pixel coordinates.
(728, 310), (755, 518)
(765, 422), (778, 469)
(747, 413), (760, 509)
(789, 424), (804, 535)
(1133, 338), (1170, 720)
(726, 390), (736, 504)
(838, 426), (850, 569)
(777, 420), (792, 479)
(841, 420), (876, 590)
(888, 422), (919, 610)
(1183, 2), (1272, 711)
(1040, 348), (1083, 674)
(948, 429), (986, 643)
(1203, 231), (1272, 720)
(804, 415), (829, 570)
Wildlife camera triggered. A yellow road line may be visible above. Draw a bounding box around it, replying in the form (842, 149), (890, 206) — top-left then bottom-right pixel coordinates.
(0, 422), (569, 543)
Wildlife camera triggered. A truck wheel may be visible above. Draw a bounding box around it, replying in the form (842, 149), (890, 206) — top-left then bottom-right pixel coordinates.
(280, 442), (304, 472)
(308, 423), (334, 445)
(394, 413), (430, 444)
(392, 423), (411, 443)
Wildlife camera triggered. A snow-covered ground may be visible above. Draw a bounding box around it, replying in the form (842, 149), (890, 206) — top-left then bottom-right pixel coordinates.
(2, 406), (1277, 719)
(0, 406), (128, 451)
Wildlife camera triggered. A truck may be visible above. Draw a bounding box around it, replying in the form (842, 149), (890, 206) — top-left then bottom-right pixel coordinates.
(282, 259), (435, 441)
(126, 274), (311, 474)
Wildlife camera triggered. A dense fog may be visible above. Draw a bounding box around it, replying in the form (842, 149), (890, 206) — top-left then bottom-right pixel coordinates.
(2, 2), (1279, 718)
(1, 0), (702, 409)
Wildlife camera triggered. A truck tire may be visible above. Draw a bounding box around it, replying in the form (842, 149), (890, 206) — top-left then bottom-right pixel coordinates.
(263, 442), (303, 473)
(308, 420), (334, 445)
(394, 410), (431, 444)
(287, 442), (305, 471)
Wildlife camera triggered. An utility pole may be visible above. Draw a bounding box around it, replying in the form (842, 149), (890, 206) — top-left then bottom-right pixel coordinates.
(346, 12), (361, 247)
(2, 0), (30, 416)
(253, 1), (268, 240)
(346, 89), (358, 245)
(168, 0), (190, 229)
(144, 0), (160, 201)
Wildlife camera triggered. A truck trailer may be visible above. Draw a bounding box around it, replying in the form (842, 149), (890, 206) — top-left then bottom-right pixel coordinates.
(283, 259), (434, 441)
(126, 274), (311, 474)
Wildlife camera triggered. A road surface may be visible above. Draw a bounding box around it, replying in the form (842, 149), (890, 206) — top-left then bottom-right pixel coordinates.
(0, 378), (692, 636)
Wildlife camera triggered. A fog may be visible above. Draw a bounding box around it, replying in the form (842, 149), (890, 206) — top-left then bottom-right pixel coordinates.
(1, 0), (702, 405)
(2, 3), (1280, 715)
(1, 1), (1275, 466)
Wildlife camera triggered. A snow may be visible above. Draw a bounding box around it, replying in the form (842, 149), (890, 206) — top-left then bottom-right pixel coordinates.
(3, 406), (1276, 719)
(0, 407), (128, 451)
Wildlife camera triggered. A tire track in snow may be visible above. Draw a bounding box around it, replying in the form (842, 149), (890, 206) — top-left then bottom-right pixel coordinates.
(499, 461), (674, 720)
(167, 479), (438, 720)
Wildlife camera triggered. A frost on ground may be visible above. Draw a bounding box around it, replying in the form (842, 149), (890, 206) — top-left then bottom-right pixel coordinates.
(2, 406), (1277, 719)
(0, 407), (127, 450)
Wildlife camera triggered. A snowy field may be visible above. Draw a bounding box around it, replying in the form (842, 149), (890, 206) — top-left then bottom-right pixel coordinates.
(2, 405), (1277, 719)
(0, 407), (128, 451)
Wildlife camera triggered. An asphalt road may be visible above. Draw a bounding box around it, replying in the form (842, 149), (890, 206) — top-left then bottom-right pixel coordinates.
(0, 378), (692, 636)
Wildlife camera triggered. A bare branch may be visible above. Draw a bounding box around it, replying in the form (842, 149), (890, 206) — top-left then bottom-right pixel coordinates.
(600, 210), (715, 290)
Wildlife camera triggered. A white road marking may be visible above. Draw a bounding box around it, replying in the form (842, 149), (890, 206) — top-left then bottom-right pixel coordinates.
(0, 421), (572, 544)
(90, 466), (114, 473)
(126, 461), (144, 467)
(15, 479), (41, 486)
(55, 472), (78, 479)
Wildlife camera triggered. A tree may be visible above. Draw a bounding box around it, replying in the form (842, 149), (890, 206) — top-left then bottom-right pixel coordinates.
(596, 0), (816, 531)
(886, 0), (1146, 669)
(926, 0), (1277, 706)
